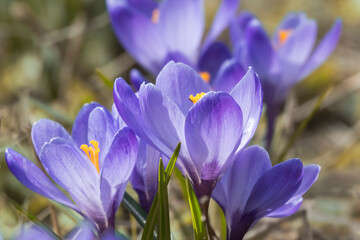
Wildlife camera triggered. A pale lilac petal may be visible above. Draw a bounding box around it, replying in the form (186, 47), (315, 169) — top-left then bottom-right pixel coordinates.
(298, 19), (342, 80)
(130, 69), (148, 91)
(31, 119), (72, 157)
(185, 92), (243, 182)
(111, 103), (127, 130)
(212, 59), (246, 92)
(72, 102), (102, 147)
(159, 0), (204, 65)
(230, 11), (256, 47)
(202, 0), (241, 51)
(156, 61), (211, 115)
(293, 164), (320, 197)
(5, 148), (79, 212)
(230, 68), (262, 151)
(266, 197), (303, 218)
(272, 12), (309, 44)
(107, 0), (166, 74)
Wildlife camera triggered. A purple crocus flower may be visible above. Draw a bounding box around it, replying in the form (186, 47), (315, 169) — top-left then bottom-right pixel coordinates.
(230, 12), (342, 148)
(113, 61), (262, 203)
(212, 145), (320, 240)
(5, 103), (138, 235)
(106, 0), (240, 83)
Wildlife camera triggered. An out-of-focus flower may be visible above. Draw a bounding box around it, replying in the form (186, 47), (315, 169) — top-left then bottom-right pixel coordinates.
(212, 145), (320, 240)
(5, 103), (138, 234)
(113, 61), (262, 201)
(230, 12), (342, 147)
(107, 0), (241, 83)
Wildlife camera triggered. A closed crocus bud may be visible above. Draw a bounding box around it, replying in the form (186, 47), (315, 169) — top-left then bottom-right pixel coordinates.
(231, 12), (342, 149)
(212, 145), (320, 240)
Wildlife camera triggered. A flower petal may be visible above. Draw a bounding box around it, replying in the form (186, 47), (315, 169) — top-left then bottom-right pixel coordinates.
(107, 0), (166, 74)
(202, 0), (241, 51)
(31, 119), (72, 157)
(198, 41), (232, 84)
(39, 138), (106, 227)
(266, 197), (303, 218)
(5, 148), (79, 212)
(130, 68), (148, 92)
(212, 146), (271, 224)
(156, 61), (211, 115)
(244, 158), (303, 219)
(230, 68), (262, 151)
(111, 103), (127, 130)
(185, 92), (243, 181)
(159, 0), (204, 64)
(272, 12), (309, 44)
(298, 19), (342, 80)
(212, 58), (246, 93)
(72, 102), (102, 147)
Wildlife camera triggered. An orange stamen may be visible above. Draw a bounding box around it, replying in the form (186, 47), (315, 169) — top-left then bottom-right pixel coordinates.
(189, 92), (206, 104)
(278, 29), (293, 46)
(81, 140), (100, 173)
(199, 72), (210, 83)
(151, 9), (160, 24)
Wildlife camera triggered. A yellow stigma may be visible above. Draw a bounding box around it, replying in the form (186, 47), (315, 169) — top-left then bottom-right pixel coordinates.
(278, 29), (293, 46)
(199, 71), (210, 83)
(189, 92), (206, 104)
(151, 8), (160, 24)
(80, 140), (100, 173)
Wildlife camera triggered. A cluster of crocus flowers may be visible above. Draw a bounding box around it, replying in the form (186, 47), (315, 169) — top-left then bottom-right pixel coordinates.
(5, 103), (138, 235)
(230, 12), (342, 148)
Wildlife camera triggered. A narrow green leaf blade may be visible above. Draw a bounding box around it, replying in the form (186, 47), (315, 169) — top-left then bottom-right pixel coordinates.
(123, 192), (148, 228)
(165, 143), (181, 184)
(185, 177), (207, 240)
(158, 158), (171, 240)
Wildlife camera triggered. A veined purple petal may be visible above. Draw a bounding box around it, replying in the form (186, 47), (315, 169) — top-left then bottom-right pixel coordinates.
(87, 107), (117, 169)
(230, 68), (262, 152)
(111, 104), (127, 131)
(130, 69), (148, 92)
(244, 158), (303, 219)
(202, 0), (241, 52)
(39, 138), (106, 229)
(185, 92), (243, 182)
(212, 146), (271, 225)
(243, 19), (274, 77)
(31, 119), (72, 157)
(159, 0), (204, 65)
(5, 148), (79, 212)
(198, 41), (232, 85)
(212, 58), (246, 93)
(72, 102), (102, 148)
(107, 0), (166, 74)
(156, 61), (211, 115)
(298, 19), (342, 80)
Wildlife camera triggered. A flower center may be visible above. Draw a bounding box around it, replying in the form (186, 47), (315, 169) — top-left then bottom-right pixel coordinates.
(151, 8), (160, 24)
(80, 140), (100, 173)
(278, 29), (293, 46)
(199, 71), (210, 83)
(189, 92), (206, 104)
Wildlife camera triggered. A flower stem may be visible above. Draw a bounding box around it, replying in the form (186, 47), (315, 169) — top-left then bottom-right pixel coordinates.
(199, 196), (218, 240)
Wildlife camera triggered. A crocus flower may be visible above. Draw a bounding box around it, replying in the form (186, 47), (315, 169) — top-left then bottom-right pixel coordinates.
(230, 12), (342, 148)
(5, 103), (138, 234)
(212, 145), (320, 240)
(106, 0), (241, 83)
(113, 61), (262, 202)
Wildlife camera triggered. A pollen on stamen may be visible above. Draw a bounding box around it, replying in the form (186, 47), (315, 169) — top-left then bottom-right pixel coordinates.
(278, 29), (293, 46)
(151, 8), (160, 24)
(199, 72), (210, 83)
(80, 140), (100, 173)
(189, 92), (206, 104)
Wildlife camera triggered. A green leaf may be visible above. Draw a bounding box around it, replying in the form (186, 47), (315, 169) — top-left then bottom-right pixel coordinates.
(95, 68), (114, 89)
(123, 192), (148, 228)
(141, 143), (181, 240)
(185, 177), (208, 240)
(157, 158), (170, 240)
(11, 200), (61, 240)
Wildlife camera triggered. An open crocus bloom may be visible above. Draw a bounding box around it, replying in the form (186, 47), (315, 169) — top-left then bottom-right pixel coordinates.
(212, 145), (320, 240)
(113, 61), (262, 199)
(230, 12), (342, 147)
(5, 103), (138, 234)
(107, 0), (241, 83)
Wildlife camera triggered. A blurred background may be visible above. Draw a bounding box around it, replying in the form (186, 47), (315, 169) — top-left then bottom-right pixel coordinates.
(0, 0), (360, 239)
